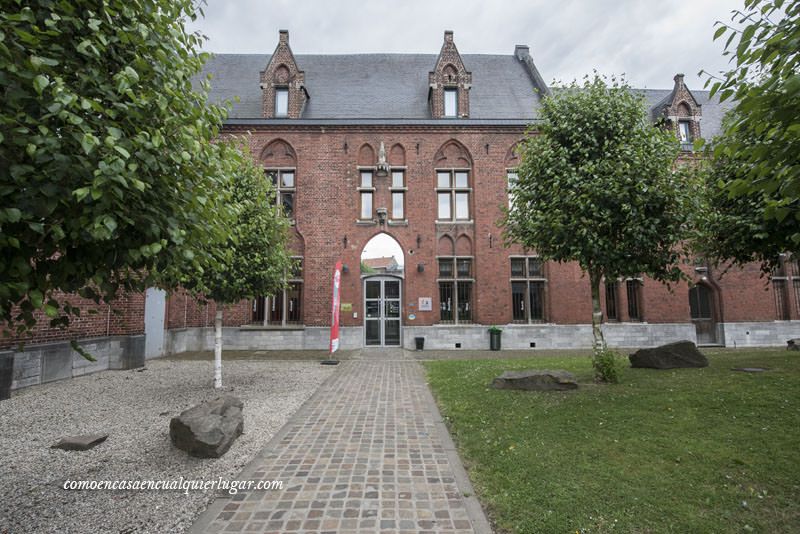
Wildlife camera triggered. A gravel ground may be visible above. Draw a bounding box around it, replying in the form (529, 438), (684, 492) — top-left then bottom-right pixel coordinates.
(0, 359), (334, 534)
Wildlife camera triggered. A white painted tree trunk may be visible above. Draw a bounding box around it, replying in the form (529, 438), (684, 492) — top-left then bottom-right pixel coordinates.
(214, 310), (223, 389)
(590, 271), (606, 353)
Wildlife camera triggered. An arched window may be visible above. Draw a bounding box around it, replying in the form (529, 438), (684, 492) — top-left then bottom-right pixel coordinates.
(434, 140), (473, 222)
(261, 139), (297, 220)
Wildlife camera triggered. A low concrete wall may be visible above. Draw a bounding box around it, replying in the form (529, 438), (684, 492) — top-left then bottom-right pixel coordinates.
(164, 326), (363, 354)
(720, 321), (800, 348)
(2, 335), (146, 392)
(163, 321), (800, 354)
(402, 323), (698, 350)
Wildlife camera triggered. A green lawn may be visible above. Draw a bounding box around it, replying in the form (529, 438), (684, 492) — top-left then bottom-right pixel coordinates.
(424, 349), (800, 533)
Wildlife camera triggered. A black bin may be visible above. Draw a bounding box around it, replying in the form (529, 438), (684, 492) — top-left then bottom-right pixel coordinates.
(490, 331), (502, 351)
(414, 337), (425, 351)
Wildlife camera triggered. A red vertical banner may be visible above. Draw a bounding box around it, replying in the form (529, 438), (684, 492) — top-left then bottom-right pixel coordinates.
(329, 260), (343, 354)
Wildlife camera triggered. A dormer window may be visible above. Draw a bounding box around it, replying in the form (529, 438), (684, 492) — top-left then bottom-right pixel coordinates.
(260, 31), (308, 118)
(275, 88), (289, 117)
(429, 31), (472, 119)
(653, 74), (702, 152)
(444, 89), (458, 117)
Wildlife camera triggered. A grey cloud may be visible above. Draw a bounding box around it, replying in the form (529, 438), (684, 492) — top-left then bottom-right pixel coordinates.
(186, 0), (740, 89)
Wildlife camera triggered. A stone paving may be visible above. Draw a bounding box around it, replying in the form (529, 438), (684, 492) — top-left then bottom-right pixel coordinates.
(190, 349), (490, 533)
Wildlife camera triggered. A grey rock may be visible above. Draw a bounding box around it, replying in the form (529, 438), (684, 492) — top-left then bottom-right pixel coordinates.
(51, 434), (108, 451)
(491, 370), (578, 391)
(787, 338), (800, 351)
(629, 341), (708, 369)
(169, 396), (243, 458)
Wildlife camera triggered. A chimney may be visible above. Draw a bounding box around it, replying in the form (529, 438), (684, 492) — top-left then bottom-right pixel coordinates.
(279, 29), (289, 44)
(515, 45), (530, 60)
(444, 30), (454, 43)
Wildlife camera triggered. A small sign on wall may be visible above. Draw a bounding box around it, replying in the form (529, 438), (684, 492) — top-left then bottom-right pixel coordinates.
(418, 297), (432, 311)
(340, 302), (352, 312)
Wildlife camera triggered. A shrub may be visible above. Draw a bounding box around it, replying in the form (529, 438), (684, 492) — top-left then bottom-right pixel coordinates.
(593, 348), (622, 383)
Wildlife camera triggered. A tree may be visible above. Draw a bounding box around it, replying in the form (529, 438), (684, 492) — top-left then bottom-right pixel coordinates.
(703, 0), (800, 250)
(696, 113), (796, 271)
(0, 0), (244, 336)
(504, 75), (688, 382)
(186, 148), (293, 389)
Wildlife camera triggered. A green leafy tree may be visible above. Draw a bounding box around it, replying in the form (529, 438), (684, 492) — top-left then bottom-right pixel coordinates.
(187, 150), (293, 389)
(696, 113), (796, 271)
(0, 0), (244, 336)
(504, 75), (688, 382)
(703, 0), (800, 249)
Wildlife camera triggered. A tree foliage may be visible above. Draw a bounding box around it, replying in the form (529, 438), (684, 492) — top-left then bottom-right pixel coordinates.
(696, 114), (796, 271)
(0, 0), (250, 334)
(504, 75), (689, 380)
(189, 144), (293, 306)
(704, 0), (800, 248)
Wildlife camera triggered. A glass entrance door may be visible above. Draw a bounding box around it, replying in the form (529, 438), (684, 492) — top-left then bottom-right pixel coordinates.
(364, 277), (401, 346)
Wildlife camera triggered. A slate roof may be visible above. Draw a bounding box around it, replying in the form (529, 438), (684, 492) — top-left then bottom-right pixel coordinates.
(196, 53), (732, 138)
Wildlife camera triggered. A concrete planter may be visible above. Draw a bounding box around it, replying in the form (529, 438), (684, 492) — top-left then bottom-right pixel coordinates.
(0, 352), (12, 400)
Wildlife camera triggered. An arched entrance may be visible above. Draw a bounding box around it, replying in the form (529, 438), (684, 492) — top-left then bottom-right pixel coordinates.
(689, 284), (718, 345)
(361, 234), (404, 347)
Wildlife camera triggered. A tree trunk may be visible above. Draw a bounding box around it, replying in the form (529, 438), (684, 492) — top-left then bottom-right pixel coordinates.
(214, 309), (223, 389)
(589, 270), (606, 353)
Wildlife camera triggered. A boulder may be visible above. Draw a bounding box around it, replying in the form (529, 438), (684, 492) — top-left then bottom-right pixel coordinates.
(629, 341), (708, 369)
(491, 370), (578, 391)
(51, 433), (108, 451)
(169, 396), (243, 458)
(787, 338), (800, 351)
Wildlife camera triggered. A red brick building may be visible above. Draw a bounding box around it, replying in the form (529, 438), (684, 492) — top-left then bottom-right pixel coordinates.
(166, 29), (797, 352)
(4, 30), (798, 390)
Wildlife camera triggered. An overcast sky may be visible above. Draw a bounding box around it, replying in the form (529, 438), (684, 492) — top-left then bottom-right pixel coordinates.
(186, 0), (742, 90)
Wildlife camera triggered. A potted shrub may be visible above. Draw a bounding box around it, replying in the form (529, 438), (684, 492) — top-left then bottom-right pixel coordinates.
(488, 326), (502, 351)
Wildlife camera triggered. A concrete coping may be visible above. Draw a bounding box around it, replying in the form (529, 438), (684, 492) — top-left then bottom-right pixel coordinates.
(237, 325), (306, 331)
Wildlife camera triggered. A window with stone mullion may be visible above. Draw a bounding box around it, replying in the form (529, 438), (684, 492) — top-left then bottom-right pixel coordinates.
(438, 257), (473, 324)
(510, 257), (546, 323)
(436, 170), (470, 221)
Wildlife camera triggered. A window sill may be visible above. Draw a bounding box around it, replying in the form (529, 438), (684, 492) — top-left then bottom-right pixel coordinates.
(436, 220), (474, 225)
(355, 219), (377, 226)
(239, 325), (305, 331)
(387, 219), (408, 226)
